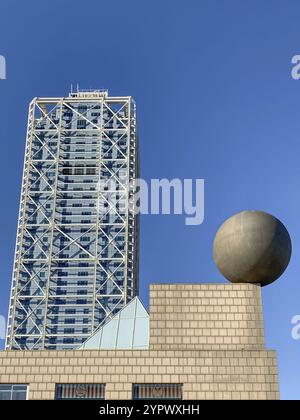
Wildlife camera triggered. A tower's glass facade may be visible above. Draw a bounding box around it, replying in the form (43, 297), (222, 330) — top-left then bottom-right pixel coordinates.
(6, 90), (139, 350)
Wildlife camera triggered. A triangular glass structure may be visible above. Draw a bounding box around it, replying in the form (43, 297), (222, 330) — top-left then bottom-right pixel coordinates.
(79, 297), (149, 350)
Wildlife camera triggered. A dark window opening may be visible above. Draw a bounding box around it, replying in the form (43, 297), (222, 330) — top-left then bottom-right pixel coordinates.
(55, 383), (105, 400)
(132, 384), (182, 400)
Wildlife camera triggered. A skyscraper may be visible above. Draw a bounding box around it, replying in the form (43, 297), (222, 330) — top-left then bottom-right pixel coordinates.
(6, 89), (139, 350)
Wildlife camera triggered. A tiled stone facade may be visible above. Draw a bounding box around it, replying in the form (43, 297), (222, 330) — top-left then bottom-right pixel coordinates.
(0, 284), (280, 400)
(150, 284), (265, 350)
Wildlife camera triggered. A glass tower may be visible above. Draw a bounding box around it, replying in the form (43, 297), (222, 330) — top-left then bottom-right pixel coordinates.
(6, 89), (139, 350)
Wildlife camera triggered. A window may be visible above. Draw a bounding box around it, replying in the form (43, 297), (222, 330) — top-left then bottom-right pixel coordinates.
(64, 328), (75, 334)
(78, 260), (89, 267)
(77, 290), (87, 295)
(80, 297), (149, 350)
(55, 384), (105, 400)
(74, 167), (84, 175)
(63, 338), (74, 344)
(65, 318), (75, 324)
(77, 119), (86, 129)
(77, 299), (87, 304)
(62, 168), (72, 175)
(0, 385), (28, 400)
(78, 280), (88, 286)
(132, 384), (182, 400)
(65, 309), (76, 314)
(86, 168), (96, 175)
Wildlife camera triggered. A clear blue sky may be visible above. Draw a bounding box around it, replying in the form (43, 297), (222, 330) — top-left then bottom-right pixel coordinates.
(0, 0), (299, 400)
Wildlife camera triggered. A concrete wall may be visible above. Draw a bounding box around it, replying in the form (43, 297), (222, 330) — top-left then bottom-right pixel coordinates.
(0, 284), (280, 400)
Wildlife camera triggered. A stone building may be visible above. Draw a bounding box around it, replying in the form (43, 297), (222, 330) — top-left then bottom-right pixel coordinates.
(0, 283), (279, 400)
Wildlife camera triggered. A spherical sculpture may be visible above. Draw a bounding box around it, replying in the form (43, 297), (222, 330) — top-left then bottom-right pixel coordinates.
(213, 210), (291, 286)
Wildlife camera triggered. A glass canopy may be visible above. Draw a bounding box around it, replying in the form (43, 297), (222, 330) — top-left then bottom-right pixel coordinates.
(79, 297), (149, 350)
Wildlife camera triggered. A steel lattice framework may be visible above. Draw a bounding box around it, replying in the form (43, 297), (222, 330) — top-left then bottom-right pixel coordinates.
(6, 90), (139, 350)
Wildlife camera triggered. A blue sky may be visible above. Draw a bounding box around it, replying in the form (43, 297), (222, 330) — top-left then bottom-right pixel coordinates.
(0, 0), (300, 399)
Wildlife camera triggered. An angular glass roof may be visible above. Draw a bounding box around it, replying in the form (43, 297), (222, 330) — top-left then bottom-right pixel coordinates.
(79, 297), (149, 350)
